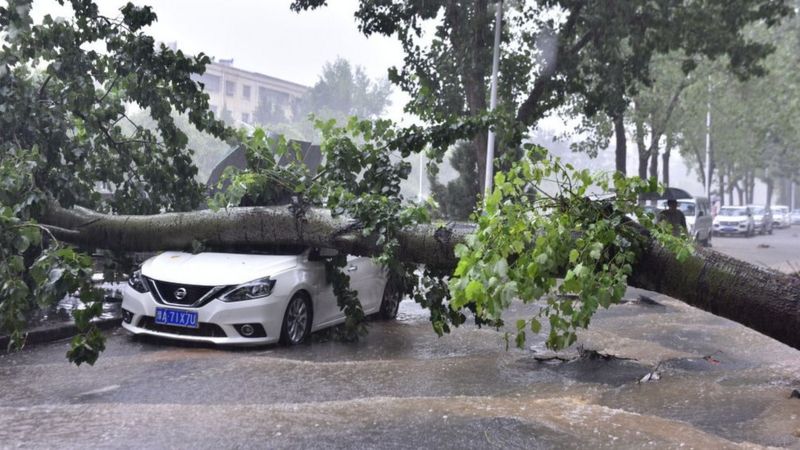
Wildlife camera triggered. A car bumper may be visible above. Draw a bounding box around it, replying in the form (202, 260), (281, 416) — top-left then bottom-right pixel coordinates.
(121, 285), (287, 345)
(713, 226), (747, 235)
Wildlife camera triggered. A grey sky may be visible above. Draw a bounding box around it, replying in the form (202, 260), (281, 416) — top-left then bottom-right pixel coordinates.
(35, 0), (409, 117)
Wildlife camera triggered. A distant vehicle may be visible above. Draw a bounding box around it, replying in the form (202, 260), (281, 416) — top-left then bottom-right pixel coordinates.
(713, 206), (755, 237)
(792, 209), (800, 225)
(657, 197), (713, 246)
(121, 247), (398, 346)
(746, 205), (773, 235)
(773, 205), (791, 229)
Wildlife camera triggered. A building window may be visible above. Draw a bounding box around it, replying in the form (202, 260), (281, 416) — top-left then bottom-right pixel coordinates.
(242, 112), (250, 123)
(197, 74), (221, 92)
(225, 80), (235, 97)
(242, 85), (251, 100)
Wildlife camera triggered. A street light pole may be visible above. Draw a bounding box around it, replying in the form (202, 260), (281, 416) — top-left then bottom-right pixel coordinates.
(705, 78), (712, 198)
(418, 152), (424, 202)
(483, 0), (503, 200)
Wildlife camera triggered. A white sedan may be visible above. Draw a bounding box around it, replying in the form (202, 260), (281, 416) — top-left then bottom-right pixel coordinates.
(121, 247), (400, 345)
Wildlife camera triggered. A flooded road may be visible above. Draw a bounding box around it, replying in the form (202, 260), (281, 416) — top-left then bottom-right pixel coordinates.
(1, 290), (799, 449)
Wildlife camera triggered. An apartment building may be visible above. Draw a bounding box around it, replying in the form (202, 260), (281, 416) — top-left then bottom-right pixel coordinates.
(194, 59), (309, 125)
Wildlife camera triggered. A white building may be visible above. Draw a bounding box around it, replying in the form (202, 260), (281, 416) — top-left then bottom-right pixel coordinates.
(194, 60), (308, 125)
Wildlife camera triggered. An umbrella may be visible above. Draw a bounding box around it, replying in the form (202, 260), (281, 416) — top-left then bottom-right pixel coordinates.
(639, 187), (694, 201)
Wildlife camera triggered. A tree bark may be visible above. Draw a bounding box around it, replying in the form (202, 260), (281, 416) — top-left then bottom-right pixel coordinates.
(634, 104), (648, 182)
(662, 134), (672, 186)
(766, 178), (774, 207)
(446, 0), (490, 194)
(613, 113), (626, 175)
(649, 143), (659, 183)
(40, 204), (800, 351)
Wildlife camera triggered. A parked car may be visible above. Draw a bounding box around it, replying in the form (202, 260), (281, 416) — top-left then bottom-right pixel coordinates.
(657, 197), (713, 245)
(773, 205), (791, 229)
(746, 205), (773, 235)
(121, 247), (399, 346)
(792, 209), (800, 225)
(713, 206), (755, 237)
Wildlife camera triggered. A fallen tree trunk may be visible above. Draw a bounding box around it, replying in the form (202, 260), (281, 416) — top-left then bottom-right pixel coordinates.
(41, 204), (800, 351)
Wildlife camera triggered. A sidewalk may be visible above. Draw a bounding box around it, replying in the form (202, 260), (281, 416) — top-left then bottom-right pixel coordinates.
(1, 281), (124, 350)
(0, 317), (121, 350)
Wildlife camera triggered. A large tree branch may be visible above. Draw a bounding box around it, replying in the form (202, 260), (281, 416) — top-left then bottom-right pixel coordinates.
(40, 204), (800, 350)
(40, 204), (470, 270)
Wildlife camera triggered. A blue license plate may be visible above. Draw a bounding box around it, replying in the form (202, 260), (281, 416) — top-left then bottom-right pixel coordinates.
(155, 307), (198, 329)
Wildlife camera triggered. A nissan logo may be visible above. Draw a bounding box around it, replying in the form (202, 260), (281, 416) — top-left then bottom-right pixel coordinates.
(174, 287), (187, 300)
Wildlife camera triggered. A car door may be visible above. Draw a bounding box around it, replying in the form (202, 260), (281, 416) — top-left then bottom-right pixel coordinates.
(343, 255), (374, 312)
(305, 248), (342, 326)
(696, 199), (712, 240)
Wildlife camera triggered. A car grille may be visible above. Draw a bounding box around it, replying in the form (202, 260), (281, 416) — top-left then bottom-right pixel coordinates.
(145, 277), (221, 307)
(136, 316), (227, 338)
(720, 221), (740, 226)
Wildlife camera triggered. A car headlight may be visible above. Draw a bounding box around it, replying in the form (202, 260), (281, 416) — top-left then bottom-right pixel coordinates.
(127, 269), (149, 293)
(219, 277), (276, 302)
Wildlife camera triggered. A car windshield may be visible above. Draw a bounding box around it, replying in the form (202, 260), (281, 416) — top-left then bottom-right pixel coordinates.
(750, 206), (765, 214)
(719, 207), (748, 216)
(231, 245), (307, 255)
(657, 201), (695, 215)
(676, 202), (696, 215)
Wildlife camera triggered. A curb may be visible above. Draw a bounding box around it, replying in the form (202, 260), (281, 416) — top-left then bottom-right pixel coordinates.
(0, 317), (121, 350)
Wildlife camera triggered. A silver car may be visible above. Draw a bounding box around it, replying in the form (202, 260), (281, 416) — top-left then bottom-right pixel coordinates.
(747, 205), (773, 235)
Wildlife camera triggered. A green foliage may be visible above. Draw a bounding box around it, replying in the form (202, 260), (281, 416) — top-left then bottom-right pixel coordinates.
(0, 1), (232, 363)
(448, 145), (693, 349)
(677, 17), (800, 200)
(0, 148), (103, 363)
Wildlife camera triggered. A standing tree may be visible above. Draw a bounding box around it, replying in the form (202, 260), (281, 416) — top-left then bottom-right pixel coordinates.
(254, 57), (393, 142)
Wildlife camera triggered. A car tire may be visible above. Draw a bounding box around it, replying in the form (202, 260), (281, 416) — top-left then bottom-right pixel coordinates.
(280, 293), (312, 345)
(378, 280), (401, 320)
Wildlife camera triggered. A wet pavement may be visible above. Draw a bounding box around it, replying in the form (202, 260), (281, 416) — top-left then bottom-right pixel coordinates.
(712, 225), (800, 273)
(1, 288), (799, 449)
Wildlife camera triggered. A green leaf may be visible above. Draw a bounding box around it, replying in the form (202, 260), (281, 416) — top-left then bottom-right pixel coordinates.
(465, 280), (483, 301)
(569, 249), (579, 263)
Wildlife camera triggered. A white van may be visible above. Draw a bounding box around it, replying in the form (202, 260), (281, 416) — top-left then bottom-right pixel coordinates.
(657, 197), (713, 246)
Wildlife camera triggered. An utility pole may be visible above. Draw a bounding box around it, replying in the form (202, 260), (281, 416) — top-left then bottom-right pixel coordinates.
(483, 0), (503, 200)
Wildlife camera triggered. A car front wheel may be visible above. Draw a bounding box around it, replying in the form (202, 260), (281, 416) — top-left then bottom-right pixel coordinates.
(280, 294), (312, 345)
(378, 281), (401, 320)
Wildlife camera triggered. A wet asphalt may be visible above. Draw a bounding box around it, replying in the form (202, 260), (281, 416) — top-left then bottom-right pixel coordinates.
(711, 225), (800, 272)
(2, 236), (800, 448)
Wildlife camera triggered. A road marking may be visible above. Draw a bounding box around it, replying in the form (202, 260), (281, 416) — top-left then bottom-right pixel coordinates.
(77, 385), (120, 397)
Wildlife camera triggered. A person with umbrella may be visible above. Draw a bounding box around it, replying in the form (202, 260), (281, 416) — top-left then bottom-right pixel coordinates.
(659, 197), (688, 237)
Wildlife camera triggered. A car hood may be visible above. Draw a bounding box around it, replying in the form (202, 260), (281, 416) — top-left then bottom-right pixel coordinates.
(141, 251), (299, 286)
(715, 215), (747, 222)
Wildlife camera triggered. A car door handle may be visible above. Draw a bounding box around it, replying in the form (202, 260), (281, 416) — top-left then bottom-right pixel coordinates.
(346, 265), (358, 272)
